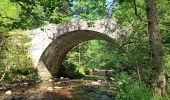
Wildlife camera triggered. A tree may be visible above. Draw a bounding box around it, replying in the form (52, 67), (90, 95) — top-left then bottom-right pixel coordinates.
(116, 0), (167, 96)
(145, 0), (166, 96)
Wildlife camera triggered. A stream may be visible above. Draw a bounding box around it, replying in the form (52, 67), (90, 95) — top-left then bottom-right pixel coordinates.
(0, 75), (115, 100)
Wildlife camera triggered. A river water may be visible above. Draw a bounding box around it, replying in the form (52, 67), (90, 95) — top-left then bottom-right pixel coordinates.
(0, 76), (114, 100)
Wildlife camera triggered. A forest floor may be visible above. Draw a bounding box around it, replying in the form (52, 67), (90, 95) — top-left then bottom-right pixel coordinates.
(0, 76), (114, 100)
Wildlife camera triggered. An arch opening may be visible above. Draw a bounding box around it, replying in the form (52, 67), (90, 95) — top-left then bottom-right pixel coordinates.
(58, 39), (117, 79)
(37, 30), (115, 80)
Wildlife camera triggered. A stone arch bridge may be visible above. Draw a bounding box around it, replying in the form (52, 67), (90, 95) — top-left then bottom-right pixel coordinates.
(29, 20), (125, 80)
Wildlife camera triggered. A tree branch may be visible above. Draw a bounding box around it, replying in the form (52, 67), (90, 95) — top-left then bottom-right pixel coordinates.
(132, 0), (150, 22)
(133, 0), (143, 21)
(16, 1), (43, 21)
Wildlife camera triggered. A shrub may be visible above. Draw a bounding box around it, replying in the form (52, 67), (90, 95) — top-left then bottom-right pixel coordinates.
(57, 62), (84, 79)
(115, 82), (153, 100)
(0, 30), (38, 82)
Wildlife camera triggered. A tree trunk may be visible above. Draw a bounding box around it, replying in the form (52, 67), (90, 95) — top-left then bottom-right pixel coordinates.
(145, 0), (166, 96)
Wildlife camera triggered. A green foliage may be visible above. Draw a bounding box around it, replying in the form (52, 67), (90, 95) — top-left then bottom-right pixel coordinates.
(27, 73), (39, 81)
(63, 40), (119, 71)
(58, 61), (84, 79)
(0, 0), (73, 30)
(0, 30), (38, 82)
(72, 0), (107, 20)
(0, 0), (20, 32)
(115, 82), (153, 100)
(112, 73), (153, 100)
(0, 0), (107, 30)
(111, 67), (170, 100)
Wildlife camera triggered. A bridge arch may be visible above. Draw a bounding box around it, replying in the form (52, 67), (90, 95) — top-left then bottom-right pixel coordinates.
(29, 20), (123, 80)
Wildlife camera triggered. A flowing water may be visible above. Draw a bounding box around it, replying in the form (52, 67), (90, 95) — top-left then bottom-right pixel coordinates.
(0, 76), (114, 100)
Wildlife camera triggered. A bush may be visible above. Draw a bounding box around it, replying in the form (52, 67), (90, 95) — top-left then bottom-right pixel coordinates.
(115, 82), (153, 100)
(27, 73), (39, 81)
(0, 31), (38, 82)
(57, 62), (84, 79)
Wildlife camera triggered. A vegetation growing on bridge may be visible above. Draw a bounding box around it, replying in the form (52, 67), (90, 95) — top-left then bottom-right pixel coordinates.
(0, 0), (170, 99)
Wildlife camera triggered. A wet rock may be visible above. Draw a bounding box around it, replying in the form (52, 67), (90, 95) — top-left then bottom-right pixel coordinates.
(60, 77), (64, 79)
(91, 81), (101, 85)
(59, 77), (69, 81)
(84, 86), (93, 92)
(97, 80), (102, 83)
(5, 90), (12, 95)
(106, 92), (113, 97)
(23, 82), (28, 86)
(54, 86), (62, 89)
(48, 79), (53, 82)
(0, 84), (11, 91)
(47, 87), (53, 91)
(55, 82), (61, 84)
(36, 80), (41, 83)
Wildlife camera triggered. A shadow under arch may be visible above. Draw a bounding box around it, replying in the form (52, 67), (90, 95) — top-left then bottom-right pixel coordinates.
(37, 30), (115, 80)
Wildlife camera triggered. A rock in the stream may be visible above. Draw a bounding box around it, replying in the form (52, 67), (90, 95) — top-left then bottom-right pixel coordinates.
(48, 79), (53, 82)
(47, 87), (53, 91)
(36, 80), (41, 83)
(91, 81), (101, 85)
(5, 90), (12, 95)
(84, 86), (93, 92)
(54, 86), (62, 89)
(60, 77), (64, 79)
(106, 92), (113, 97)
(55, 82), (61, 84)
(23, 82), (28, 86)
